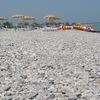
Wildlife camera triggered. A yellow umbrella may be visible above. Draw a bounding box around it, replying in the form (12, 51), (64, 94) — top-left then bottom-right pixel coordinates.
(44, 15), (60, 24)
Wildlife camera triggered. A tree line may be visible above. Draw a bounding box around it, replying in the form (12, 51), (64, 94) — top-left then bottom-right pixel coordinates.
(0, 21), (77, 29)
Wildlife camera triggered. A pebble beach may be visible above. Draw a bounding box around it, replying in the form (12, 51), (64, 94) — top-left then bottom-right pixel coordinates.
(0, 29), (100, 100)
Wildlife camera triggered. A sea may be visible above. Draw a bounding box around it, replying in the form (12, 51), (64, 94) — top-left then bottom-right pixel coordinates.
(92, 24), (100, 30)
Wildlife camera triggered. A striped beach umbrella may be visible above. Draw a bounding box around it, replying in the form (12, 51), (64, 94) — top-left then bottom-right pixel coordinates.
(11, 14), (25, 19)
(23, 16), (35, 20)
(11, 14), (26, 28)
(22, 16), (36, 24)
(44, 15), (60, 24)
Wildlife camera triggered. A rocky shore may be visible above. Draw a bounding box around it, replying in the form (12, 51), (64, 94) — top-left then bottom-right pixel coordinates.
(0, 30), (100, 100)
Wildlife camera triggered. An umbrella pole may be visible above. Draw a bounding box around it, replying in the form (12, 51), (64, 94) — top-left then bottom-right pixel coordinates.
(49, 19), (54, 25)
(21, 19), (25, 28)
(0, 20), (3, 29)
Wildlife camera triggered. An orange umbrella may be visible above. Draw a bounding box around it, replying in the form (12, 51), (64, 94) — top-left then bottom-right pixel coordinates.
(44, 15), (60, 24)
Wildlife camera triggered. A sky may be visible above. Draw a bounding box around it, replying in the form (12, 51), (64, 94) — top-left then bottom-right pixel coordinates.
(0, 0), (100, 23)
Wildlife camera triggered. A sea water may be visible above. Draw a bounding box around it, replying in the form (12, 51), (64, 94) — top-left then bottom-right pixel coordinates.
(92, 24), (100, 30)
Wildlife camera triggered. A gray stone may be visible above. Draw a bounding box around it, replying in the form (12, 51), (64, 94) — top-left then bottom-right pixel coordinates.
(47, 94), (55, 100)
(20, 75), (27, 79)
(68, 95), (77, 100)
(4, 86), (11, 91)
(29, 93), (39, 99)
(0, 29), (100, 100)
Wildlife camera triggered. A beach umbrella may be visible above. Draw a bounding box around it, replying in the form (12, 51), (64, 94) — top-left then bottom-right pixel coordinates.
(11, 14), (25, 23)
(44, 15), (60, 24)
(22, 16), (36, 24)
(22, 16), (35, 20)
(0, 17), (7, 20)
(11, 14), (25, 19)
(11, 14), (26, 28)
(23, 16), (36, 28)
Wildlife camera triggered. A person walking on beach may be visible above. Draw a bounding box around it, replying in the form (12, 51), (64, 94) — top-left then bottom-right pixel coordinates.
(14, 24), (17, 31)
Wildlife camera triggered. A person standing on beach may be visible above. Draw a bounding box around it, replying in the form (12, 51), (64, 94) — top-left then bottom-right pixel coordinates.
(14, 24), (17, 31)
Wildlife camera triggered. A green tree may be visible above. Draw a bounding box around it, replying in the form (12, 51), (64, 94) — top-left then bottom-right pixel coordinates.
(3, 21), (13, 28)
(65, 22), (70, 26)
(71, 22), (77, 26)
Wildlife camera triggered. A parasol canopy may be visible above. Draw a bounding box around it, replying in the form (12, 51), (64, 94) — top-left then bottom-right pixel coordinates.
(44, 15), (60, 24)
(11, 14), (26, 28)
(11, 15), (36, 22)
(0, 17), (7, 20)
(11, 14), (25, 19)
(22, 16), (36, 23)
(22, 16), (36, 20)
